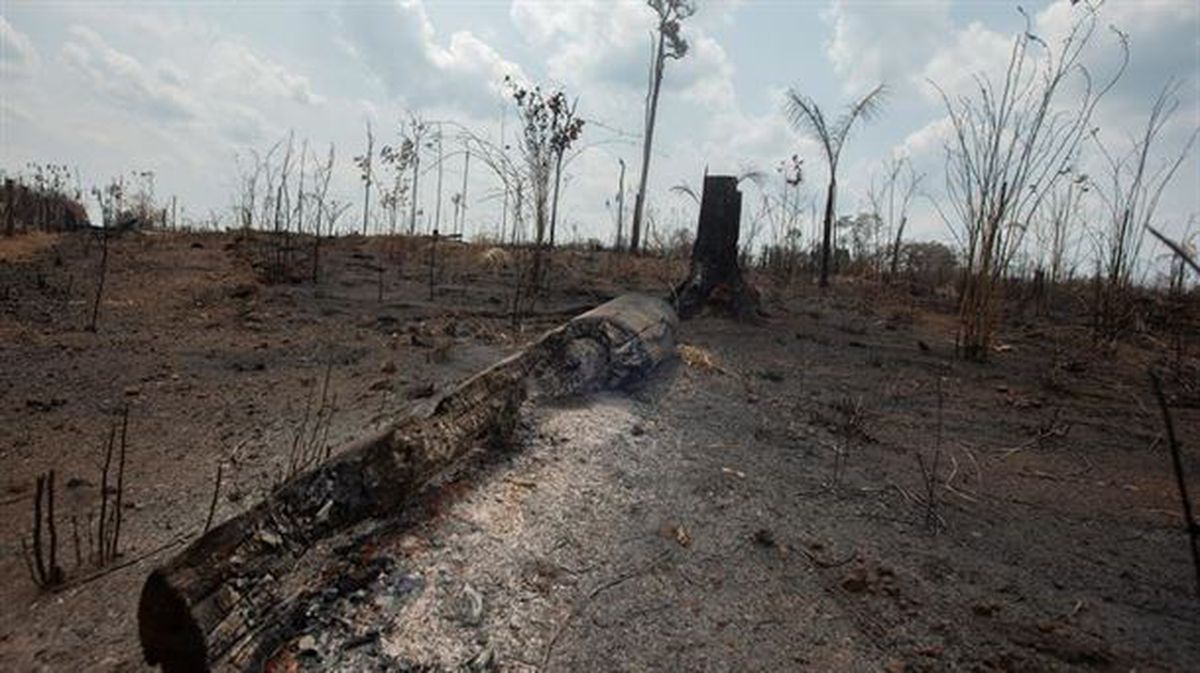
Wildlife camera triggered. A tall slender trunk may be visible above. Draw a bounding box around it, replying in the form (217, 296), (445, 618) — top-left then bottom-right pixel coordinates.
(409, 153), (420, 235)
(549, 152), (564, 248)
(889, 215), (906, 279)
(459, 150), (471, 236)
(361, 123), (373, 236)
(434, 124), (444, 234)
(819, 177), (836, 288)
(615, 159), (626, 250)
(631, 32), (665, 254)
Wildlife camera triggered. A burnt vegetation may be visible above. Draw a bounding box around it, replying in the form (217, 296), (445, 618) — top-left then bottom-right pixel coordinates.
(1, 1), (1198, 671)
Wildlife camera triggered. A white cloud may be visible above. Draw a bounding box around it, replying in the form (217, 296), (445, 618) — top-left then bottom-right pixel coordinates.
(61, 25), (198, 121)
(901, 115), (953, 160)
(1, 16), (39, 77)
(207, 41), (325, 106)
(510, 0), (736, 108)
(703, 92), (814, 175)
(918, 20), (1013, 102)
(824, 0), (952, 94)
(337, 0), (523, 115)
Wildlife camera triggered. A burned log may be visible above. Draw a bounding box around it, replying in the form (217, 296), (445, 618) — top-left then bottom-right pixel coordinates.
(137, 294), (677, 673)
(672, 175), (760, 320)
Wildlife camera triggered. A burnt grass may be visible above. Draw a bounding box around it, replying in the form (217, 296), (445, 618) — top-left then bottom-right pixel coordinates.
(1, 229), (1198, 671)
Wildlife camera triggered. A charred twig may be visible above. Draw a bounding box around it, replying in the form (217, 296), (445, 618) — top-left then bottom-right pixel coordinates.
(798, 545), (857, 569)
(26, 471), (64, 588)
(88, 227), (109, 332)
(110, 406), (129, 561)
(1148, 370), (1200, 598)
(50, 535), (187, 595)
(32, 474), (46, 583)
(71, 515), (82, 568)
(917, 377), (945, 531)
(287, 361), (336, 478)
(98, 424), (115, 565)
(541, 551), (670, 669)
(47, 471), (58, 579)
(204, 462), (224, 534)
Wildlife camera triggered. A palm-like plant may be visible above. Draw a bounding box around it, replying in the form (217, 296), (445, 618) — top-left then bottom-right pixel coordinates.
(784, 84), (887, 287)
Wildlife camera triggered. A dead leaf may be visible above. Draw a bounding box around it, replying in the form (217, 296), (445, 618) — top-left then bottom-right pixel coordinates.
(659, 522), (692, 547)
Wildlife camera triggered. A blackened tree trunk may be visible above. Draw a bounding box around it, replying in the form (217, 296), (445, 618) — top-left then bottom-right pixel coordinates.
(672, 175), (759, 320)
(137, 294), (677, 673)
(819, 177), (836, 288)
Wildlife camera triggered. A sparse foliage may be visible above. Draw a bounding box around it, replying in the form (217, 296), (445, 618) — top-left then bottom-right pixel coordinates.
(630, 0), (695, 254)
(505, 76), (585, 289)
(933, 5), (1126, 359)
(1088, 79), (1198, 336)
(785, 84), (888, 287)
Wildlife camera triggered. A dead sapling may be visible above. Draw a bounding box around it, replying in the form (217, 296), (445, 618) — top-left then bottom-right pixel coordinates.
(1149, 370), (1200, 598)
(830, 394), (867, 491)
(94, 406), (130, 565)
(916, 377), (946, 532)
(87, 227), (109, 332)
(204, 437), (250, 534)
(285, 360), (337, 479)
(1000, 406), (1071, 459)
(20, 470), (65, 589)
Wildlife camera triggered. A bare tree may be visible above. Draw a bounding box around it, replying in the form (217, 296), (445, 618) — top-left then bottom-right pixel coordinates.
(1035, 166), (1087, 289)
(1088, 79), (1198, 334)
(505, 77), (585, 286)
(310, 143), (336, 282)
(629, 0), (695, 254)
(933, 5), (1125, 360)
(380, 135), (415, 237)
(614, 158), (627, 250)
(784, 84), (888, 287)
(462, 129), (525, 242)
(548, 96), (582, 248)
(403, 113), (430, 235)
(868, 154), (923, 280)
(354, 121), (374, 236)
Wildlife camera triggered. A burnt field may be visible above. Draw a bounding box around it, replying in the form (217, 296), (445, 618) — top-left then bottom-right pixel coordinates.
(1, 229), (1197, 671)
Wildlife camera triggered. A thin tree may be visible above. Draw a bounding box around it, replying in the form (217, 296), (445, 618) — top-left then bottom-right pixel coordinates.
(784, 83), (888, 288)
(310, 143), (335, 282)
(629, 0), (695, 254)
(404, 113), (430, 235)
(1088, 79), (1198, 334)
(868, 154), (923, 280)
(933, 5), (1126, 359)
(380, 135), (415, 236)
(354, 120), (374, 236)
(505, 76), (585, 286)
(615, 158), (627, 250)
(1035, 166), (1086, 290)
(548, 95), (582, 248)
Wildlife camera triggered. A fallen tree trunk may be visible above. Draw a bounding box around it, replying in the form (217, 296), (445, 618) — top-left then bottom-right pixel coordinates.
(137, 294), (677, 673)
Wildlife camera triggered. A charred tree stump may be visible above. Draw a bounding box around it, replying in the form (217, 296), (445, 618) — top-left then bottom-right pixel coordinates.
(137, 294), (677, 673)
(672, 175), (759, 320)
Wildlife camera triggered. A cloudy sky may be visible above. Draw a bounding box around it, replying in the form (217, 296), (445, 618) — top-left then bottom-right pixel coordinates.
(2, 0), (1197, 260)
